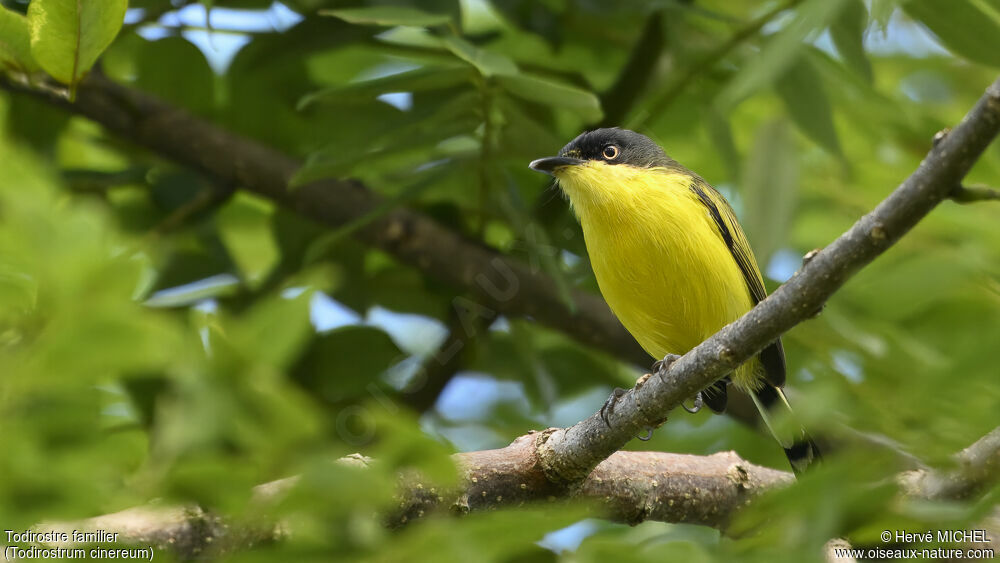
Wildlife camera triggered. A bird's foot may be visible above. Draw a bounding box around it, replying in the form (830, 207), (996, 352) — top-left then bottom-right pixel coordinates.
(682, 391), (704, 414)
(599, 387), (626, 427)
(652, 353), (681, 383)
(652, 354), (703, 413)
(598, 372), (655, 428)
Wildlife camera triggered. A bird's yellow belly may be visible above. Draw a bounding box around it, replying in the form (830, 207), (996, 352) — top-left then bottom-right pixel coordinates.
(580, 193), (759, 389)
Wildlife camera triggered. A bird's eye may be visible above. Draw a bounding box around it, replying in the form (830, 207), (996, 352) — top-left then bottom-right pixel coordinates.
(602, 145), (620, 160)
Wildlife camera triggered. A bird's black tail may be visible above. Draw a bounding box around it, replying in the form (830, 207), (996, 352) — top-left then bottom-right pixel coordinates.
(751, 384), (821, 475)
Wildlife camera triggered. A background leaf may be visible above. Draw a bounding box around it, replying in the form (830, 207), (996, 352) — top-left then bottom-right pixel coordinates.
(442, 36), (519, 77)
(740, 119), (799, 266)
(716, 0), (852, 110)
(903, 0), (1000, 68)
(27, 0), (127, 86)
(775, 52), (843, 157)
(830, 0), (873, 82)
(0, 7), (37, 71)
(496, 73), (603, 122)
(215, 192), (281, 289)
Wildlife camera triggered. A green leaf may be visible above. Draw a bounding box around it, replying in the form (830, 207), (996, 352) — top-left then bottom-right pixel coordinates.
(829, 0), (872, 82)
(775, 53), (843, 157)
(214, 193), (280, 289)
(442, 36), (518, 77)
(904, 0), (1000, 68)
(702, 105), (741, 182)
(869, 0), (898, 32)
(319, 6), (451, 27)
(298, 65), (473, 110)
(494, 95), (564, 158)
(135, 37), (215, 114)
(0, 7), (38, 71)
(292, 326), (402, 400)
(496, 73), (603, 122)
(740, 119), (798, 265)
(229, 290), (313, 371)
(291, 93), (479, 186)
(27, 0), (128, 87)
(716, 0), (851, 110)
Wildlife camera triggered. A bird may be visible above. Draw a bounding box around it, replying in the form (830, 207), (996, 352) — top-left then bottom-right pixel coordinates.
(529, 127), (819, 474)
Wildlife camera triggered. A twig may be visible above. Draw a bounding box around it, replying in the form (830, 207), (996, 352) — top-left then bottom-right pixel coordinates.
(952, 183), (1000, 203)
(899, 426), (1000, 500)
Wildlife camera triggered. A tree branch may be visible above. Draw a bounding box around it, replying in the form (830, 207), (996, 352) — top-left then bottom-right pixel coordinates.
(899, 426), (1000, 500)
(393, 434), (791, 528)
(28, 446), (790, 561)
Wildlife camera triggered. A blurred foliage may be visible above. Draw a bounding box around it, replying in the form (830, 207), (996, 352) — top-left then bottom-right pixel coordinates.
(1, 0), (999, 561)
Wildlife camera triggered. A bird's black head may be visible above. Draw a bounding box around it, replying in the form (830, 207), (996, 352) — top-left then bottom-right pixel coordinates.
(529, 128), (675, 175)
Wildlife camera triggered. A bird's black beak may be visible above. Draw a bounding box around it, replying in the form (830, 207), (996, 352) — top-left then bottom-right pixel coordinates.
(529, 156), (585, 176)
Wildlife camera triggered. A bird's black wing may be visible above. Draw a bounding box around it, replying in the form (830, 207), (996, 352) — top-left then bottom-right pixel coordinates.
(689, 180), (786, 389)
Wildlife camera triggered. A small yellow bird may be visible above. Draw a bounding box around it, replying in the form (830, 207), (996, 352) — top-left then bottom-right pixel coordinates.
(530, 128), (818, 473)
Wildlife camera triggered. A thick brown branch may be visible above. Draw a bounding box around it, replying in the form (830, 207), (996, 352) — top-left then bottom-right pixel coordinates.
(29, 426), (1000, 560)
(31, 444), (790, 561)
(395, 433), (791, 528)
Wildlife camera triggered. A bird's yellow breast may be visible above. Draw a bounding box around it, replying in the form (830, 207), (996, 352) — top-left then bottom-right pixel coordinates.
(556, 161), (761, 389)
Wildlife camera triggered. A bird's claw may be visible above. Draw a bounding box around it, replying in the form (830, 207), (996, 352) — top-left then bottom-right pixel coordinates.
(599, 387), (627, 427)
(653, 353), (681, 383)
(636, 427), (654, 441)
(682, 391), (704, 414)
(600, 354), (681, 430)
